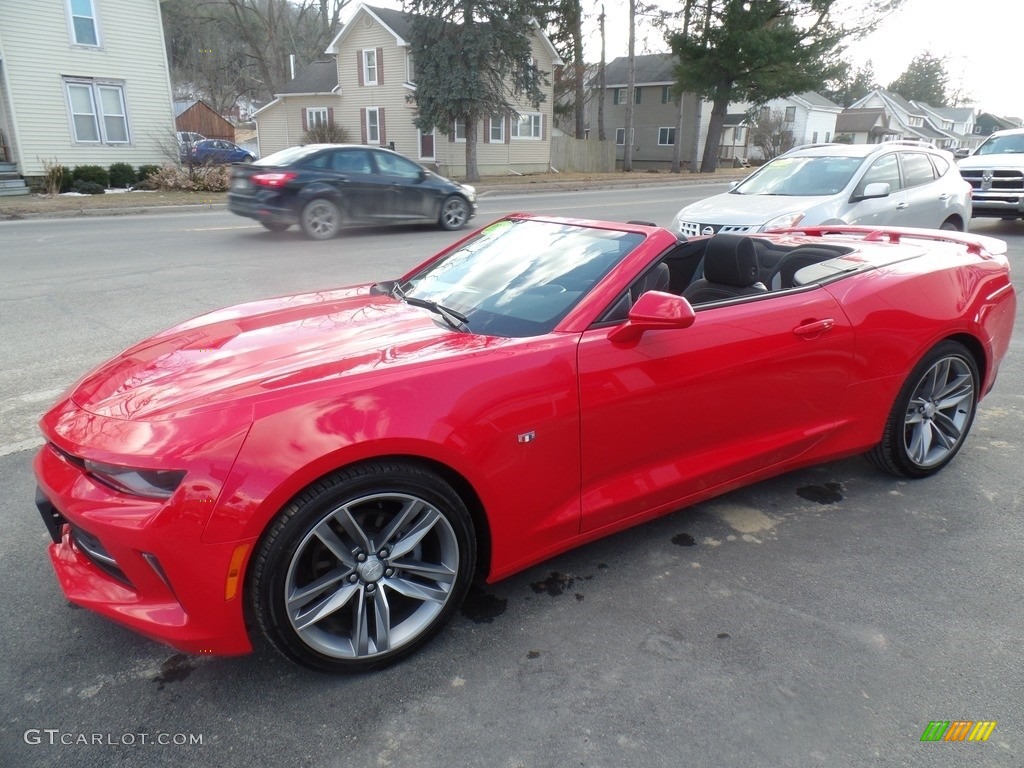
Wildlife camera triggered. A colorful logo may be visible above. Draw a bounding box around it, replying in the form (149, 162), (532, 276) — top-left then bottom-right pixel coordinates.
(920, 721), (997, 742)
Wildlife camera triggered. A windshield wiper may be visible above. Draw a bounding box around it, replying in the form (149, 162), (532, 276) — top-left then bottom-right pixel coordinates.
(391, 282), (470, 333)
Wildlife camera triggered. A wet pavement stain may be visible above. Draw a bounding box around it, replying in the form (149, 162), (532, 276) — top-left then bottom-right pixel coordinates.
(153, 654), (195, 689)
(527, 650), (541, 660)
(530, 571), (574, 597)
(671, 533), (697, 547)
(796, 482), (844, 504)
(461, 585), (508, 623)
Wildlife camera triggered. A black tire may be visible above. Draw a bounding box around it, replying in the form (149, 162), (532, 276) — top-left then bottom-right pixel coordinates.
(438, 195), (470, 231)
(866, 341), (979, 478)
(300, 198), (342, 240)
(260, 221), (290, 232)
(249, 461), (476, 673)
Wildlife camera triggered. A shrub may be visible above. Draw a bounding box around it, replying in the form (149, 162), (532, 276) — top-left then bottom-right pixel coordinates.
(72, 164), (110, 189)
(146, 163), (231, 192)
(133, 164), (163, 190)
(40, 159), (69, 196)
(71, 180), (106, 195)
(108, 162), (137, 188)
(302, 123), (350, 144)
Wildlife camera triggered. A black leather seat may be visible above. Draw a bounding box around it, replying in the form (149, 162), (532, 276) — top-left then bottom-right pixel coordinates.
(681, 234), (767, 304)
(630, 262), (670, 303)
(766, 246), (845, 289)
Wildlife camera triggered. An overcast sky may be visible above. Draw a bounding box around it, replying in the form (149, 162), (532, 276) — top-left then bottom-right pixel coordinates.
(349, 0), (1020, 118)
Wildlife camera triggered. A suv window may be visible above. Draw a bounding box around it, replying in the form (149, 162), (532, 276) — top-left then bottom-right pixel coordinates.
(901, 153), (936, 188)
(856, 154), (900, 196)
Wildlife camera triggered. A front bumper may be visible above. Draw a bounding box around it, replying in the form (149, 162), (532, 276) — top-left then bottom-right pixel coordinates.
(968, 194), (1024, 217)
(33, 406), (255, 656)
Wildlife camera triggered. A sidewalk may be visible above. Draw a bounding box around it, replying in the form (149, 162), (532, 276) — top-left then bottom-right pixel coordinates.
(0, 168), (751, 221)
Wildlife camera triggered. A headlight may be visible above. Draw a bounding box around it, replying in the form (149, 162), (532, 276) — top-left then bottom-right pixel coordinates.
(83, 459), (185, 500)
(460, 184), (476, 202)
(760, 212), (805, 231)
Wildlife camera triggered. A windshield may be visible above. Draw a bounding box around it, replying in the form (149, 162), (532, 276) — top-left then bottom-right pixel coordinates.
(734, 155), (864, 196)
(402, 219), (644, 337)
(974, 133), (1024, 155)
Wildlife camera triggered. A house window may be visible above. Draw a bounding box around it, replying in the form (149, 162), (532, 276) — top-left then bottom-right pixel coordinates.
(363, 49), (378, 85)
(661, 85), (671, 104)
(489, 115), (504, 142)
(784, 106), (796, 122)
(657, 127), (676, 145)
(612, 88), (623, 105)
(365, 107), (380, 144)
(735, 126), (745, 143)
(615, 128), (625, 145)
(453, 119), (466, 142)
(512, 113), (542, 140)
(406, 53), (416, 84)
(67, 0), (100, 47)
(825, 131), (831, 142)
(306, 108), (329, 129)
(811, 131), (818, 143)
(64, 79), (128, 144)
(634, 87), (641, 104)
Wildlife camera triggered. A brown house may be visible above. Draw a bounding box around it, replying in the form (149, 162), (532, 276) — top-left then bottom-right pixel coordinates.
(173, 99), (235, 141)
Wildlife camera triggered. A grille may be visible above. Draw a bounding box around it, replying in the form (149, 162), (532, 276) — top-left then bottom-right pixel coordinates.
(677, 221), (757, 238)
(959, 169), (1024, 193)
(70, 525), (134, 587)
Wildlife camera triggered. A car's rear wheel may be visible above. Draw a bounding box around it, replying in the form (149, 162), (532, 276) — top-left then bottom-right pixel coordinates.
(301, 198), (342, 240)
(866, 340), (978, 478)
(261, 222), (290, 232)
(250, 461), (476, 673)
(438, 195), (470, 231)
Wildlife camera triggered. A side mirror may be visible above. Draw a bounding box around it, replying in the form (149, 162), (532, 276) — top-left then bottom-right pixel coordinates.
(857, 182), (890, 201)
(608, 291), (696, 343)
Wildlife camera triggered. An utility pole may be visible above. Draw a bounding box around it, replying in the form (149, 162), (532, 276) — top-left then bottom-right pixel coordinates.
(597, 5), (606, 141)
(623, 0), (636, 172)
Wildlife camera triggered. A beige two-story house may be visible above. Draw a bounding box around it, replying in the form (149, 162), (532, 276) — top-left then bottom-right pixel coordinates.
(0, 0), (176, 187)
(254, 4), (562, 177)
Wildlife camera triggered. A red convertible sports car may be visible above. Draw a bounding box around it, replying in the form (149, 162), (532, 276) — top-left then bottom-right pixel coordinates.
(34, 215), (1016, 672)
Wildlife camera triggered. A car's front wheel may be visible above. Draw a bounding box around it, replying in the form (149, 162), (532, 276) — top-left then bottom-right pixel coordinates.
(301, 198), (342, 240)
(866, 340), (979, 478)
(250, 461), (476, 673)
(438, 195), (470, 231)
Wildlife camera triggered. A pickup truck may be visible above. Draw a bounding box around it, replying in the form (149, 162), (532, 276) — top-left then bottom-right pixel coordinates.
(957, 128), (1024, 219)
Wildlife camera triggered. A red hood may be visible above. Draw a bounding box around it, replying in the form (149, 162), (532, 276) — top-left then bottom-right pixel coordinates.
(71, 286), (506, 420)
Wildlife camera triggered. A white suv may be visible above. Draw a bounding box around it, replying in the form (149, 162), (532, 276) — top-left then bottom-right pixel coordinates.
(671, 141), (973, 237)
(957, 128), (1024, 220)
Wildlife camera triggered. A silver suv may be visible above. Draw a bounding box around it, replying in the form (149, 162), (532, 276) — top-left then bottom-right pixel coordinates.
(957, 128), (1024, 219)
(671, 141), (972, 236)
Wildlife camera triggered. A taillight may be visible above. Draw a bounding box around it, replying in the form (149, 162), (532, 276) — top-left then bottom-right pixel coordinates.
(252, 172), (297, 187)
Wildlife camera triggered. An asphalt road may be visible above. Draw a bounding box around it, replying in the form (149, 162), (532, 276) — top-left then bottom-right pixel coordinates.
(1, 188), (1022, 768)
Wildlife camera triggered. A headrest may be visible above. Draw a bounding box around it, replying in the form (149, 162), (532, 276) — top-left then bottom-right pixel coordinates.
(703, 234), (760, 287)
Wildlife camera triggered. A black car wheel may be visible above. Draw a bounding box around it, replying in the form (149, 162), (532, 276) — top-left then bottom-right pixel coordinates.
(867, 340), (979, 478)
(438, 195), (470, 231)
(250, 461), (476, 673)
(301, 198), (342, 240)
(261, 222), (290, 232)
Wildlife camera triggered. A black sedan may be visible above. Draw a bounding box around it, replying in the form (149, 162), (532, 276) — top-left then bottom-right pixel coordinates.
(227, 144), (477, 239)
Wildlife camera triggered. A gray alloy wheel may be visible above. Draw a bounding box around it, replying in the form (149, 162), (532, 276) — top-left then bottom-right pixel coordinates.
(867, 341), (978, 478)
(251, 462), (476, 673)
(438, 195), (470, 231)
(300, 198), (342, 240)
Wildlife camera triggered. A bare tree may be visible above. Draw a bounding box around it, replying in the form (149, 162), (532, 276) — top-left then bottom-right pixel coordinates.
(746, 108), (795, 160)
(623, 0), (636, 171)
(597, 5), (607, 141)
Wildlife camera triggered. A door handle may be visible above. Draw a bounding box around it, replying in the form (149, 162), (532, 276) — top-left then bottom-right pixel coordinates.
(793, 318), (834, 337)
(896, 202), (909, 210)
(938, 193), (950, 200)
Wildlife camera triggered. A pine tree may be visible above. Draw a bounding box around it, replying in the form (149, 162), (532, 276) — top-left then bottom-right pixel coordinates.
(888, 52), (949, 106)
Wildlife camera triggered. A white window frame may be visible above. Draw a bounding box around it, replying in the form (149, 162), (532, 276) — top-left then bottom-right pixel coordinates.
(406, 53), (416, 84)
(489, 115), (504, 143)
(615, 128), (625, 146)
(365, 107), (380, 144)
(657, 127), (676, 146)
(512, 113), (541, 140)
(362, 49), (378, 86)
(612, 88), (623, 106)
(66, 0), (101, 47)
(661, 85), (671, 104)
(64, 78), (129, 144)
(306, 108), (329, 129)
(784, 106), (796, 122)
(735, 126), (745, 143)
(454, 119), (466, 142)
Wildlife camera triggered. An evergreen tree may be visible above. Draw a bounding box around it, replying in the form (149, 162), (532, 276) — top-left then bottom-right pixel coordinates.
(669, 0), (903, 173)
(407, 0), (547, 181)
(822, 61), (877, 108)
(888, 52), (949, 106)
